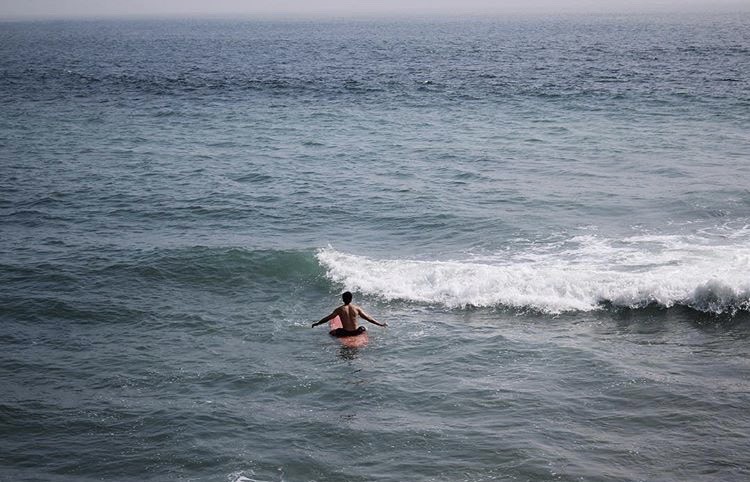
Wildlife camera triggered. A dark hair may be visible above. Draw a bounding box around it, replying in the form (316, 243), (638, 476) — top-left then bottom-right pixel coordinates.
(342, 291), (353, 304)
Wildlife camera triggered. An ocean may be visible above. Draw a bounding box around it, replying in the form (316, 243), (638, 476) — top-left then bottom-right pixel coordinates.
(1, 12), (749, 481)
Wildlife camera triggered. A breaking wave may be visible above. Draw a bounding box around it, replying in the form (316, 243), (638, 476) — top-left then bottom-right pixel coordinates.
(316, 232), (750, 315)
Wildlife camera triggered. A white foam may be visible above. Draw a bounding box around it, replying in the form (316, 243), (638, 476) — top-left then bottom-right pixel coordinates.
(227, 472), (271, 482)
(316, 232), (750, 314)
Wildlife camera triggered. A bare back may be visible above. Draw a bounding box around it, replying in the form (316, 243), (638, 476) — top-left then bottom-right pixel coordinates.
(335, 303), (361, 331)
(313, 297), (385, 331)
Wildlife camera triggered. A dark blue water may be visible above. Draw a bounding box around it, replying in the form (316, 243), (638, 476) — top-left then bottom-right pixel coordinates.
(1, 13), (750, 481)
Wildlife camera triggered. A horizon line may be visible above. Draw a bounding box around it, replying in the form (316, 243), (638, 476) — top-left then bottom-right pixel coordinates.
(1, 3), (748, 23)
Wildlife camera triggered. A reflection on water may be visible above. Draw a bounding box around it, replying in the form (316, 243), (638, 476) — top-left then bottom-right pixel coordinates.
(338, 346), (361, 360)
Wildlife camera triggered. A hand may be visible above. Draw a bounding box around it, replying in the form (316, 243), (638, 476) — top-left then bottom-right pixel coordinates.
(381, 321), (388, 327)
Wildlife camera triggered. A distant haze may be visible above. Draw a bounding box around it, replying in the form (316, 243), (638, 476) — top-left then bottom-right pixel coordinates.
(0, 0), (746, 20)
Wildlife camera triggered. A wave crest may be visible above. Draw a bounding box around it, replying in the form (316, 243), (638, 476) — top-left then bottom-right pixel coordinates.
(316, 234), (750, 315)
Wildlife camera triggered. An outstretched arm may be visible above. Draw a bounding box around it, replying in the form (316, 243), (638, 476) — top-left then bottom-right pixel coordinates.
(312, 311), (337, 328)
(358, 308), (388, 327)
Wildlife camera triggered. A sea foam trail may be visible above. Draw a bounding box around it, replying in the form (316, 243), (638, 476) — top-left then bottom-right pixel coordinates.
(316, 232), (750, 314)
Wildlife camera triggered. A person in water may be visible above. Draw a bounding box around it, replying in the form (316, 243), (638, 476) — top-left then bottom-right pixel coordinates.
(312, 291), (387, 337)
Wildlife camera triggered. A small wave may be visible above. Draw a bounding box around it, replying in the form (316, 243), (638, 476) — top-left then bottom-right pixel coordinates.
(228, 472), (271, 482)
(2, 296), (150, 324)
(316, 233), (750, 315)
(233, 173), (275, 184)
(11, 68), (406, 98)
(102, 247), (323, 287)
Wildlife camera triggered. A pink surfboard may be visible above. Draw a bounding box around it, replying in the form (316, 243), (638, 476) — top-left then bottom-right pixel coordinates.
(329, 316), (369, 348)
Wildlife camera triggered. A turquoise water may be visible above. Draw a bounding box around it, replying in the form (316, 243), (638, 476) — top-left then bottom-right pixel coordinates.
(1, 13), (750, 481)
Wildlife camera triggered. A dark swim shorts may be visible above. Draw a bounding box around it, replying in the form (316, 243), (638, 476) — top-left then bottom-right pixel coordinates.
(330, 326), (367, 338)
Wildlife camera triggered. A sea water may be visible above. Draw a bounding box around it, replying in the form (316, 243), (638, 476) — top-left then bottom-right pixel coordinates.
(1, 12), (749, 481)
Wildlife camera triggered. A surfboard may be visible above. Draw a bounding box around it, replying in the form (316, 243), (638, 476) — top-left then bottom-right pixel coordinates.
(329, 316), (369, 348)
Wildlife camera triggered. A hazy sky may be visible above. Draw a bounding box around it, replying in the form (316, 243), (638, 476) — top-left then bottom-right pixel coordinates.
(0, 0), (746, 20)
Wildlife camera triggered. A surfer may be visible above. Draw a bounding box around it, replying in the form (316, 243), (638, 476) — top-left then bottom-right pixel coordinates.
(312, 291), (387, 337)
